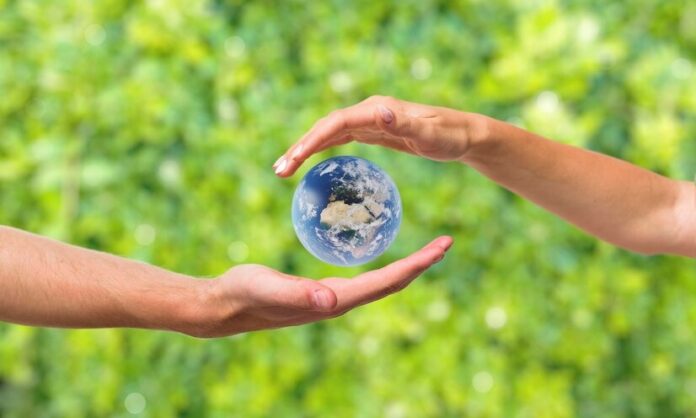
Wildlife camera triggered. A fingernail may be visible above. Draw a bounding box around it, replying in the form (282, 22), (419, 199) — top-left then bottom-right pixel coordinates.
(291, 144), (304, 160)
(377, 105), (394, 124)
(274, 157), (287, 174)
(272, 155), (284, 168)
(437, 237), (453, 252)
(312, 289), (332, 309)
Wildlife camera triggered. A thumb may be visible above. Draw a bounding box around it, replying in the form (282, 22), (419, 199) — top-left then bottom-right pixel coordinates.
(303, 281), (338, 312)
(253, 275), (338, 312)
(374, 104), (421, 137)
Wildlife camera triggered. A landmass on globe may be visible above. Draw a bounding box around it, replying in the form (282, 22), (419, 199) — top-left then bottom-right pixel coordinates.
(320, 200), (373, 228)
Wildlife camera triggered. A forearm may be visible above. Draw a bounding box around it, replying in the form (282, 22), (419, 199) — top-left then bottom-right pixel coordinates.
(0, 226), (207, 332)
(461, 116), (696, 257)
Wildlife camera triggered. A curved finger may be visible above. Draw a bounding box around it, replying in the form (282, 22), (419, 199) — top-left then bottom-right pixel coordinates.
(274, 105), (376, 177)
(327, 236), (454, 310)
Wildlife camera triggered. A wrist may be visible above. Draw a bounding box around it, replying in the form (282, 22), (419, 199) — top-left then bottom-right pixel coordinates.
(148, 274), (220, 337)
(457, 113), (498, 164)
(168, 277), (239, 338)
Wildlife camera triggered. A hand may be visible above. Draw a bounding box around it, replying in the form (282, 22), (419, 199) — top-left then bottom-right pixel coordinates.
(273, 96), (489, 177)
(187, 236), (453, 337)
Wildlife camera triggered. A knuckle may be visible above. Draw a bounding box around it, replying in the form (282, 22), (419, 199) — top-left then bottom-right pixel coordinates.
(368, 95), (397, 107)
(327, 110), (346, 129)
(366, 94), (390, 103)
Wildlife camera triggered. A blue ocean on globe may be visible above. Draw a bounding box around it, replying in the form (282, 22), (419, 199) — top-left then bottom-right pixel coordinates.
(292, 156), (402, 266)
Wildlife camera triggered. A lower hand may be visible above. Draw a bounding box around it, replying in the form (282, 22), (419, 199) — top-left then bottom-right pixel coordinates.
(183, 236), (453, 337)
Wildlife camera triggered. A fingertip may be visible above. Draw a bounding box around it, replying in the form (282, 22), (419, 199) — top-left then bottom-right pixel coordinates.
(287, 166), (301, 177)
(272, 155), (285, 169)
(426, 247), (446, 265)
(418, 240), (452, 267)
(431, 236), (454, 251)
(422, 236), (452, 252)
(405, 247), (442, 272)
(433, 249), (448, 264)
(274, 157), (288, 175)
(284, 162), (300, 177)
(438, 236), (454, 252)
(274, 159), (300, 178)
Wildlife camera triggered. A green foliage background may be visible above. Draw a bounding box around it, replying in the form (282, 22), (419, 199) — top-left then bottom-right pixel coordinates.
(1, 0), (696, 416)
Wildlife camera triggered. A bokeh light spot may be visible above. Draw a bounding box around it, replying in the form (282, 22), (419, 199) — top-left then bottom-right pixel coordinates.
(329, 71), (354, 93)
(227, 241), (249, 263)
(84, 24), (105, 46)
(225, 36), (246, 59)
(535, 91), (560, 114)
(410, 58), (432, 80)
(485, 306), (507, 330)
(134, 224), (156, 246)
(427, 299), (451, 322)
(472, 371), (494, 393)
(124, 392), (146, 414)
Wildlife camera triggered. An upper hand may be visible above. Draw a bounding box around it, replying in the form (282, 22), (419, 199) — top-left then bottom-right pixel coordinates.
(273, 96), (486, 177)
(186, 236), (453, 337)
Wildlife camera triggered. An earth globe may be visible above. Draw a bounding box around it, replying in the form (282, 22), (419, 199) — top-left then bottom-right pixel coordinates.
(292, 156), (402, 266)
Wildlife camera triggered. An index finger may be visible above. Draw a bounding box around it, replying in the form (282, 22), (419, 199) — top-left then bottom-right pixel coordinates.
(323, 236), (454, 312)
(274, 104), (376, 177)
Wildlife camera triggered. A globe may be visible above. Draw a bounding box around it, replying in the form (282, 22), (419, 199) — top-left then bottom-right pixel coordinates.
(292, 156), (402, 266)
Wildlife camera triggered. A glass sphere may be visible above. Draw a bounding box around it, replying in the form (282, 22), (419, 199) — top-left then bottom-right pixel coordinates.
(292, 156), (402, 266)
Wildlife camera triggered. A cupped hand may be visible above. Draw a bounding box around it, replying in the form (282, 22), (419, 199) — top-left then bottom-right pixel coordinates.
(190, 236), (453, 337)
(273, 96), (488, 177)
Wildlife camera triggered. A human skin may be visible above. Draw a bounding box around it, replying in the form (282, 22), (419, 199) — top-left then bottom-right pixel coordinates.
(0, 226), (453, 337)
(274, 95), (696, 258)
